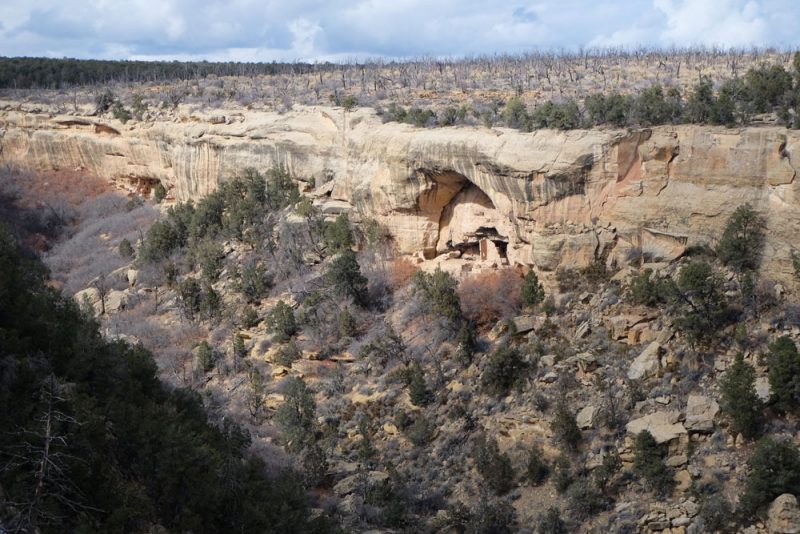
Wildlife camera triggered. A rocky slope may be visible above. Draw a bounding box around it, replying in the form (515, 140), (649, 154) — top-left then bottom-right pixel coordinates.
(1, 102), (798, 283)
(11, 101), (800, 533)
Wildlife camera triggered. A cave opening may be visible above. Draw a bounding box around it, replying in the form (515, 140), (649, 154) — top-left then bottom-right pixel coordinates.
(433, 178), (511, 262)
(129, 176), (162, 197)
(492, 239), (508, 259)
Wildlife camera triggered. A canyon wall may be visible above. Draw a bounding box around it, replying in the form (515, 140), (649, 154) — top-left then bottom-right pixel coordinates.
(1, 102), (798, 282)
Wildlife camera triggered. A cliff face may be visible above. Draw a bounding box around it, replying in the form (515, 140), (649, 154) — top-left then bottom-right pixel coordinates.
(1, 103), (798, 282)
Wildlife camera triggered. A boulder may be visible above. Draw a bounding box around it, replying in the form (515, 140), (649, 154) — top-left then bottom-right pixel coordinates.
(569, 352), (599, 373)
(671, 516), (691, 527)
(540, 354), (557, 367)
(575, 320), (591, 339)
(74, 287), (102, 316)
(338, 494), (363, 515)
(684, 395), (719, 433)
(315, 199), (353, 216)
(606, 315), (641, 340)
(629, 322), (663, 345)
(641, 227), (688, 262)
(768, 494), (800, 534)
(511, 315), (542, 335)
(673, 469), (692, 492)
(605, 311), (657, 341)
(334, 471), (389, 496)
(626, 411), (687, 444)
(271, 365), (291, 378)
(577, 406), (597, 429)
(106, 289), (128, 312)
(666, 454), (688, 467)
(541, 372), (558, 384)
(628, 341), (663, 380)
(264, 393), (284, 409)
(487, 321), (508, 341)
(755, 376), (771, 402)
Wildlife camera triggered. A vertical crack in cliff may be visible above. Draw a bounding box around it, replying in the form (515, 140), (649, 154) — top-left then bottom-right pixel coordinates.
(656, 145), (679, 196)
(779, 138), (797, 184)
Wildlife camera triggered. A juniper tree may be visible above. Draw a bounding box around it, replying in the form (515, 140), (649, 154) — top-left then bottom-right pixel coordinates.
(196, 341), (215, 372)
(266, 300), (297, 342)
(671, 261), (730, 345)
(177, 278), (202, 320)
(717, 203), (765, 274)
(768, 336), (800, 413)
(720, 352), (762, 437)
(633, 430), (673, 495)
(740, 438), (800, 515)
(233, 333), (247, 359)
(412, 268), (462, 322)
(118, 238), (134, 259)
(324, 213), (354, 253)
(152, 182), (167, 203)
(521, 270), (545, 308)
(473, 434), (515, 495)
(537, 507), (567, 534)
(526, 445), (549, 485)
(326, 250), (369, 306)
(337, 306), (357, 338)
(199, 283), (221, 322)
(275, 377), (316, 453)
(455, 321), (477, 365)
(408, 360), (433, 407)
(551, 402), (581, 452)
(481, 344), (528, 396)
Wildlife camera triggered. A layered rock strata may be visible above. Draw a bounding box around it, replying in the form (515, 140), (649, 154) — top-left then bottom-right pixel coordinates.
(1, 103), (798, 282)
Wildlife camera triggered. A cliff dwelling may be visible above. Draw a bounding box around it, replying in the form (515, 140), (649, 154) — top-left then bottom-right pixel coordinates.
(437, 184), (511, 262)
(417, 170), (516, 263)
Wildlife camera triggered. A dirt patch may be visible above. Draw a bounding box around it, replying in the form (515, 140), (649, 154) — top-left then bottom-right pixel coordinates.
(15, 168), (111, 209)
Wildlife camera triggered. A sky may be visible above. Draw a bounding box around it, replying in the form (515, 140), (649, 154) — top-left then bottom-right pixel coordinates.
(0, 0), (798, 62)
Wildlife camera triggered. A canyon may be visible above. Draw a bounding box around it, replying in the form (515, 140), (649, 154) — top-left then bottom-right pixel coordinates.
(1, 102), (798, 283)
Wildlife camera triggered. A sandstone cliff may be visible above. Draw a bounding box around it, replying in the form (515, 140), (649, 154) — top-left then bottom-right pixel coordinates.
(1, 102), (798, 282)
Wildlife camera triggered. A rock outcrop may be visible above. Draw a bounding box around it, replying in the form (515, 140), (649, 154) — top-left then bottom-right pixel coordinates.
(626, 411), (687, 444)
(768, 494), (800, 534)
(628, 341), (663, 380)
(684, 395), (719, 433)
(2, 103), (799, 281)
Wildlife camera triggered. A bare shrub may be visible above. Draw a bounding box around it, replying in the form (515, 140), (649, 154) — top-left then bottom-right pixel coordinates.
(387, 257), (419, 291)
(784, 303), (800, 327)
(45, 195), (158, 294)
(755, 278), (779, 312)
(0, 165), (80, 244)
(357, 248), (393, 310)
(110, 298), (206, 386)
(459, 269), (522, 328)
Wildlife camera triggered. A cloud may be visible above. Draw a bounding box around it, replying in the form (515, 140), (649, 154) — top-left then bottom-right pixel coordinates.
(0, 0), (797, 62)
(591, 0), (799, 49)
(654, 0), (768, 47)
(287, 18), (322, 59)
(512, 7), (539, 23)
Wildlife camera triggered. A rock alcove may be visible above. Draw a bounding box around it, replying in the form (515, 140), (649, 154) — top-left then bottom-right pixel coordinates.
(416, 169), (516, 263)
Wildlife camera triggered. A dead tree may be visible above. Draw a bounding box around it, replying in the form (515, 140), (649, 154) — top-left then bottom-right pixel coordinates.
(1, 376), (95, 532)
(91, 274), (108, 316)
